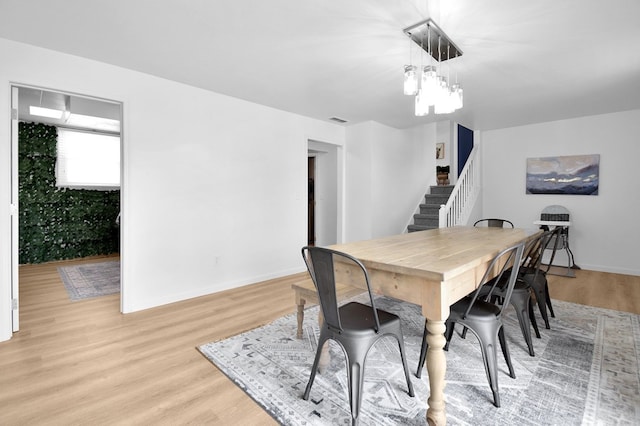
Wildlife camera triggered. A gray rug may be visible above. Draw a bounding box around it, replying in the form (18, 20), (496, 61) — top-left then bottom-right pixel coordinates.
(58, 260), (120, 301)
(198, 295), (640, 425)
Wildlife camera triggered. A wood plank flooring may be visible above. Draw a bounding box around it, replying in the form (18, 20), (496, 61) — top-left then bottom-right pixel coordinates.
(1, 257), (638, 424)
(547, 268), (640, 315)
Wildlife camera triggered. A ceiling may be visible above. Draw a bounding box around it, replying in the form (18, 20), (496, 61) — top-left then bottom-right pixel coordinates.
(1, 0), (639, 131)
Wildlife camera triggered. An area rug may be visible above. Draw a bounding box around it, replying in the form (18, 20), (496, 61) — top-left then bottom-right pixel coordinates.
(198, 295), (640, 425)
(58, 260), (120, 301)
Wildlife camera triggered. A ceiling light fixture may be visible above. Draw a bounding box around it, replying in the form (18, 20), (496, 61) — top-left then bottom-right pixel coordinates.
(65, 113), (121, 133)
(29, 106), (65, 119)
(403, 18), (463, 116)
(403, 36), (418, 95)
(29, 90), (65, 119)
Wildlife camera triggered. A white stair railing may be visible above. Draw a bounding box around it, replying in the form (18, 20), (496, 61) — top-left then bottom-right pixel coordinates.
(439, 145), (480, 227)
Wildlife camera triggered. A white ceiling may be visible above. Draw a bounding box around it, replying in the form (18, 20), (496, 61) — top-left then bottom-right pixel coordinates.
(1, 0), (639, 130)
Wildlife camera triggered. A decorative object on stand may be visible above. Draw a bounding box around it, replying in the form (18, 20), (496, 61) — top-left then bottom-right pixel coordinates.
(436, 165), (450, 185)
(403, 18), (463, 116)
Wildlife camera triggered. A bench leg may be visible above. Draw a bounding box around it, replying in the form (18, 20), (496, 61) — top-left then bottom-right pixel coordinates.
(293, 287), (329, 372)
(296, 296), (306, 339)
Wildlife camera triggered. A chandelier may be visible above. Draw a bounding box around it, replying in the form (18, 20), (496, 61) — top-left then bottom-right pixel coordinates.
(403, 18), (463, 116)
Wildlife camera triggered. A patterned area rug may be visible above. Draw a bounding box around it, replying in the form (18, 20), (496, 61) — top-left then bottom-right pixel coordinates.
(58, 260), (120, 301)
(198, 295), (640, 425)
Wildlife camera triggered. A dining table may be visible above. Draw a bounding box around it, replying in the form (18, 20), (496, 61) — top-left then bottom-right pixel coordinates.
(328, 225), (540, 426)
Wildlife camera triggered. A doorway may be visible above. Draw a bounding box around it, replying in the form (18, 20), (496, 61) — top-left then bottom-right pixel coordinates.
(11, 85), (123, 331)
(308, 140), (340, 246)
(308, 157), (315, 246)
(457, 124), (474, 176)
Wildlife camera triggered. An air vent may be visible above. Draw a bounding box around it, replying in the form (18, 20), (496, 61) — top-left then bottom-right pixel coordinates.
(329, 117), (348, 123)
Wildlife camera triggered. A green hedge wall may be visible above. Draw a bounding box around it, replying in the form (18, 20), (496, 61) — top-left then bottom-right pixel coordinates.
(19, 122), (120, 264)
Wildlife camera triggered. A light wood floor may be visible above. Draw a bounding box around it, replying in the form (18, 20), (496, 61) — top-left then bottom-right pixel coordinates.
(547, 268), (640, 315)
(1, 258), (638, 425)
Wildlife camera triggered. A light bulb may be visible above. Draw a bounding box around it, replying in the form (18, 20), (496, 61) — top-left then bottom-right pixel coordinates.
(421, 66), (439, 106)
(415, 89), (429, 116)
(404, 65), (418, 95)
(450, 83), (463, 110)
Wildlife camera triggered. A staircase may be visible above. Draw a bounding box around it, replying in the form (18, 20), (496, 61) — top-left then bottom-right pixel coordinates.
(408, 185), (454, 232)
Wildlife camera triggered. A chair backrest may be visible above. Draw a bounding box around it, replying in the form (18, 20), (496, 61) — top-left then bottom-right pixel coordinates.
(540, 204), (570, 222)
(474, 218), (514, 228)
(521, 230), (549, 270)
(540, 226), (563, 273)
(463, 242), (525, 318)
(301, 246), (380, 333)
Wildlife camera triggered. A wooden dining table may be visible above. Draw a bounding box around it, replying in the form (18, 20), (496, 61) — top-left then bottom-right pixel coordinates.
(329, 226), (540, 426)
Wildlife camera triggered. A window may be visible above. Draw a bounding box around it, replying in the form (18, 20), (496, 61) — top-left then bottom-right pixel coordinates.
(56, 129), (120, 189)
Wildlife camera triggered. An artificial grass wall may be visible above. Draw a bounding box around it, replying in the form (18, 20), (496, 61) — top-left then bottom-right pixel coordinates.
(18, 122), (120, 264)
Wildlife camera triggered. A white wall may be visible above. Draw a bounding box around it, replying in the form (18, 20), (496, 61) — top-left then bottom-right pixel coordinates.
(0, 38), (345, 341)
(344, 121), (435, 242)
(481, 109), (640, 276)
(343, 123), (373, 242)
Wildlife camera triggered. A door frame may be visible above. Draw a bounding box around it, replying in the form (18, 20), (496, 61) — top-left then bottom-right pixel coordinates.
(10, 87), (19, 331)
(9, 84), (125, 333)
(307, 139), (343, 246)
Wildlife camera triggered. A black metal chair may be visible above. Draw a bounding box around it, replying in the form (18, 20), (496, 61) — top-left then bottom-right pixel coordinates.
(473, 233), (546, 356)
(301, 246), (414, 425)
(440, 228), (558, 361)
(498, 277), (540, 355)
(466, 227), (561, 357)
(474, 218), (514, 228)
(522, 226), (562, 328)
(416, 242), (525, 407)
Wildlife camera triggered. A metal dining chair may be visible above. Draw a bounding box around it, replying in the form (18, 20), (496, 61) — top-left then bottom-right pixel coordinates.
(416, 242), (525, 407)
(474, 218), (514, 228)
(521, 226), (562, 328)
(471, 231), (547, 356)
(301, 246), (414, 425)
(461, 227), (561, 357)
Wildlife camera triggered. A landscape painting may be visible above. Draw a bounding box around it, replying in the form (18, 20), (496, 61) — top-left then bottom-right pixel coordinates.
(526, 154), (600, 195)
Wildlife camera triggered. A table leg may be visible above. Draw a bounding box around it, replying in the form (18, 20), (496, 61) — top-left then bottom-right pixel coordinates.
(425, 320), (447, 426)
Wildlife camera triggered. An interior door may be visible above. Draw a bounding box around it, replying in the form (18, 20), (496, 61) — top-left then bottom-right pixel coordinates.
(457, 124), (473, 176)
(308, 156), (315, 246)
(10, 86), (19, 331)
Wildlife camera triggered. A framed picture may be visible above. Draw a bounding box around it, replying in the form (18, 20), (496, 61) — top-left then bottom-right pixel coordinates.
(436, 143), (444, 159)
(526, 154), (599, 195)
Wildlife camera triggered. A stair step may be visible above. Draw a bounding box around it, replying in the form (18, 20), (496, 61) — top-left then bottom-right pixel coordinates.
(424, 194), (450, 205)
(429, 185), (454, 195)
(413, 213), (439, 226)
(408, 224), (438, 232)
(419, 204), (441, 215)
(409, 185), (453, 233)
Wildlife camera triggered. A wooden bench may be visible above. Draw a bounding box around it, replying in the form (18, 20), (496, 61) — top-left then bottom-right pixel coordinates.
(291, 278), (362, 339)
